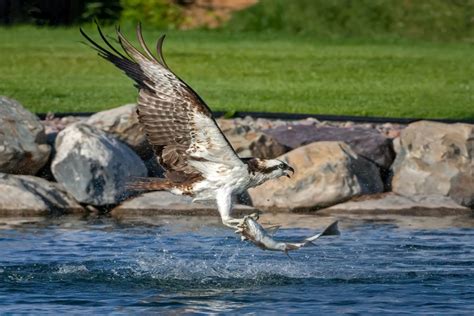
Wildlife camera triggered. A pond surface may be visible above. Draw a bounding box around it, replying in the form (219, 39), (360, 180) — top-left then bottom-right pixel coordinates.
(0, 215), (473, 315)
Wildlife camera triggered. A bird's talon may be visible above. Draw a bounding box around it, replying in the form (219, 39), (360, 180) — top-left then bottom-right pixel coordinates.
(223, 217), (247, 230)
(249, 212), (260, 221)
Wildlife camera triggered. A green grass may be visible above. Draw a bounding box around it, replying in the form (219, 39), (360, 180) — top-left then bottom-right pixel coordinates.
(0, 26), (473, 119)
(226, 0), (474, 42)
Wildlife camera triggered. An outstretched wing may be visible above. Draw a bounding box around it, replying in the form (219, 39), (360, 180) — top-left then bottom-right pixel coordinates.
(81, 24), (244, 183)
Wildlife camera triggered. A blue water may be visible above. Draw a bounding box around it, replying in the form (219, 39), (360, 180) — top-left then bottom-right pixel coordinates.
(0, 215), (473, 315)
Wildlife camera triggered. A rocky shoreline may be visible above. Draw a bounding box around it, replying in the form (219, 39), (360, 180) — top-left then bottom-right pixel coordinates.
(1, 96), (472, 217)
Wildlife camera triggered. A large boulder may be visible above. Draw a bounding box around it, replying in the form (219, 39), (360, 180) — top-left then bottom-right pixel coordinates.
(111, 191), (258, 217)
(391, 121), (474, 208)
(318, 192), (471, 216)
(264, 125), (395, 169)
(248, 142), (384, 211)
(51, 123), (147, 206)
(86, 104), (152, 158)
(0, 173), (84, 215)
(0, 97), (51, 175)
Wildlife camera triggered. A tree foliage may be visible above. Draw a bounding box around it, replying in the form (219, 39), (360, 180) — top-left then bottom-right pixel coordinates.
(119, 0), (183, 29)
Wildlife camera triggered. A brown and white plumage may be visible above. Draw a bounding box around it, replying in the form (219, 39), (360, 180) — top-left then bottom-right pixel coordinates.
(81, 24), (294, 228)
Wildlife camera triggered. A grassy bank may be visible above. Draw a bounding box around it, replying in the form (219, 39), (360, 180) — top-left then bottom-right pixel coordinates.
(0, 26), (473, 119)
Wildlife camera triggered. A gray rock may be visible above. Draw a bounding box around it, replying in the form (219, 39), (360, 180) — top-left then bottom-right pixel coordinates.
(144, 156), (166, 177)
(86, 104), (152, 158)
(392, 136), (401, 155)
(226, 131), (288, 158)
(248, 142), (384, 211)
(391, 121), (474, 208)
(318, 192), (471, 216)
(111, 191), (258, 217)
(264, 125), (395, 169)
(51, 123), (147, 206)
(0, 96), (51, 175)
(0, 173), (84, 216)
(42, 114), (85, 135)
(218, 118), (288, 158)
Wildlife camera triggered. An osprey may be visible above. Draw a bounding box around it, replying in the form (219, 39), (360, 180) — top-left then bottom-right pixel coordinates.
(81, 25), (294, 229)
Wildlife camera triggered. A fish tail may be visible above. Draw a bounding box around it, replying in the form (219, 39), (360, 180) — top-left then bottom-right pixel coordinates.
(320, 221), (340, 237)
(304, 221), (340, 243)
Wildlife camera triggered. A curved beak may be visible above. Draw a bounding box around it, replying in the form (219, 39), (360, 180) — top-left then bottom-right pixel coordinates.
(285, 166), (295, 178)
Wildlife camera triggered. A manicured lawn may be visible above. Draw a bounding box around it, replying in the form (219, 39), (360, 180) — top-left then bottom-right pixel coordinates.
(0, 26), (473, 119)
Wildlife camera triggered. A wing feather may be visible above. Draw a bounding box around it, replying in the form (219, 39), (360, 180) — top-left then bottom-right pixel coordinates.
(81, 23), (244, 183)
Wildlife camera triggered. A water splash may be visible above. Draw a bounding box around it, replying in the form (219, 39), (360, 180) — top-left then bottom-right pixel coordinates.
(0, 219), (473, 314)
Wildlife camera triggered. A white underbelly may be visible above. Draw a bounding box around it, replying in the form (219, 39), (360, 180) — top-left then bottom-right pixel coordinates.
(192, 173), (251, 200)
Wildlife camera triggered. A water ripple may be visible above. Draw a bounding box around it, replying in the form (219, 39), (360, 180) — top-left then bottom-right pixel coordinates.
(0, 217), (473, 314)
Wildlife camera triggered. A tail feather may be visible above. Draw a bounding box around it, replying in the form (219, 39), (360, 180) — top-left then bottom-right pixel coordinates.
(126, 177), (172, 191)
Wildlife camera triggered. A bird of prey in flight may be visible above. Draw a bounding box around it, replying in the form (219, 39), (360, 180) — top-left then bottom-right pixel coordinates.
(81, 24), (294, 229)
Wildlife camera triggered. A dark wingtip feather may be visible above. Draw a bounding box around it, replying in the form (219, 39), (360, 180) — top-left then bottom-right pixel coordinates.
(95, 20), (129, 60)
(80, 22), (147, 88)
(79, 27), (107, 54)
(156, 34), (170, 69)
(136, 22), (160, 64)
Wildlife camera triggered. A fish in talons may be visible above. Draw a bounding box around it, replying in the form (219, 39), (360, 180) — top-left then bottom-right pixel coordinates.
(236, 216), (340, 254)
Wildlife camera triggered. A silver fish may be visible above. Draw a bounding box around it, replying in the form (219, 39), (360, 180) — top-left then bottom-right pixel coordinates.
(238, 216), (340, 254)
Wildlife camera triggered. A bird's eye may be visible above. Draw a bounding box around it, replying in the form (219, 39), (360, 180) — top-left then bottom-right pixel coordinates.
(278, 163), (286, 169)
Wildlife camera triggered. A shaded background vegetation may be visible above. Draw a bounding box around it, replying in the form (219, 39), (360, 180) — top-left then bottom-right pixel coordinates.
(0, 0), (181, 26)
(1, 0), (473, 42)
(227, 0), (474, 42)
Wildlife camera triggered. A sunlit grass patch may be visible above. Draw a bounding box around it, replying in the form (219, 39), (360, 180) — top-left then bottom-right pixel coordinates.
(0, 26), (473, 119)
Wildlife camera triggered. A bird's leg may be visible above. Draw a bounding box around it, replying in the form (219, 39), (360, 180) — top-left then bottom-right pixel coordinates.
(216, 190), (260, 233)
(217, 190), (244, 230)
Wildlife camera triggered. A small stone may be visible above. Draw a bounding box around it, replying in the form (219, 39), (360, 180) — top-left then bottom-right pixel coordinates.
(218, 118), (289, 159)
(264, 124), (395, 169)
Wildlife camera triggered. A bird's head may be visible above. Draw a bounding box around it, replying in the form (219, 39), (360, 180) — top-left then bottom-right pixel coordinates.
(246, 158), (295, 181)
